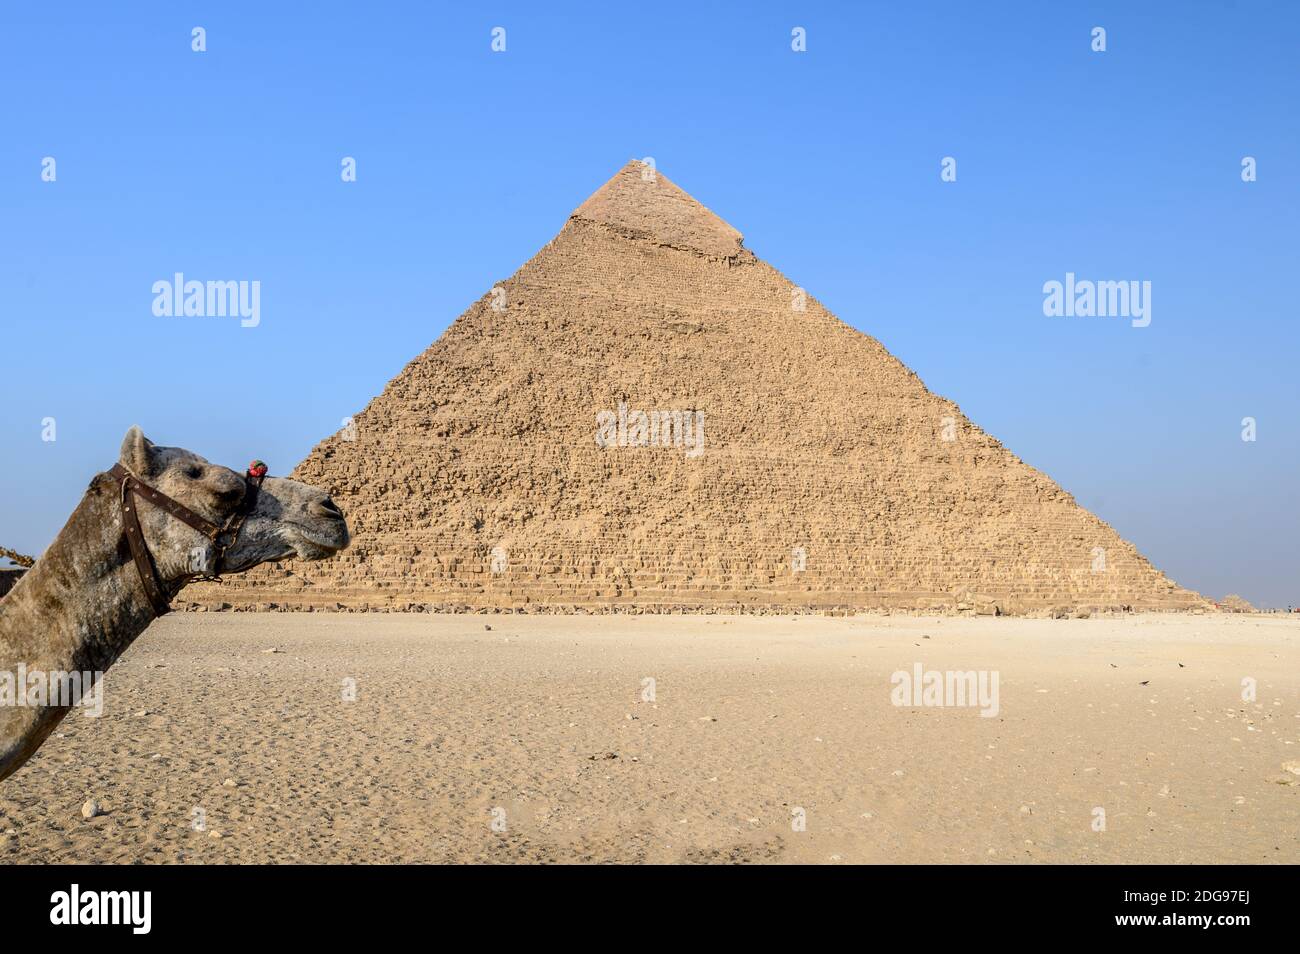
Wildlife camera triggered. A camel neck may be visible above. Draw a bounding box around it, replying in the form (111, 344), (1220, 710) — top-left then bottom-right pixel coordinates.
(0, 473), (172, 780)
(0, 473), (159, 678)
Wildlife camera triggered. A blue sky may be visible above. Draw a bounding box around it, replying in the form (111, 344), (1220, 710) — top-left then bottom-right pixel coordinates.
(1, 2), (1296, 606)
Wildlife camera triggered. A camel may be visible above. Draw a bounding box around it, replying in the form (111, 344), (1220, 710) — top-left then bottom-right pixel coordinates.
(0, 426), (349, 782)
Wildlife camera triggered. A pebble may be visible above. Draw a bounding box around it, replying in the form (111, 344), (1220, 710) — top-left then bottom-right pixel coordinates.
(222, 778), (237, 788)
(81, 799), (101, 819)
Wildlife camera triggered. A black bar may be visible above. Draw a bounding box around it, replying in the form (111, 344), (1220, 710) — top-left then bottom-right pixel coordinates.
(0, 864), (1281, 939)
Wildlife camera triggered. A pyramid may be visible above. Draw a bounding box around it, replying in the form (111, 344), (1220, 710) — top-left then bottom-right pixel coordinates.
(198, 162), (1206, 615)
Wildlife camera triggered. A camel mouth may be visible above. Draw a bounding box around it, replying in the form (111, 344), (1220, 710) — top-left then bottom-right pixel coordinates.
(284, 519), (350, 560)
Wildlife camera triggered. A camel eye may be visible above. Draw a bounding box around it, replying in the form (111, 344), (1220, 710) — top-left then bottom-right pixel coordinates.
(184, 465), (203, 480)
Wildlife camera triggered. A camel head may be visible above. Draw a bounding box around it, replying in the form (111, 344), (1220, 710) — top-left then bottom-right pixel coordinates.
(117, 425), (349, 581)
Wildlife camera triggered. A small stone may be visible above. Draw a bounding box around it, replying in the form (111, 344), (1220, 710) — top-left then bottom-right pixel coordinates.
(81, 799), (101, 819)
(222, 778), (237, 788)
(1282, 760), (1300, 776)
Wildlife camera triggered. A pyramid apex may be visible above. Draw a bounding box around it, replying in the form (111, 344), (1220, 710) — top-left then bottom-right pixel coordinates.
(571, 160), (744, 258)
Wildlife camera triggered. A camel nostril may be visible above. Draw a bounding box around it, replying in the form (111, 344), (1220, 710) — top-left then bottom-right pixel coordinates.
(312, 497), (344, 519)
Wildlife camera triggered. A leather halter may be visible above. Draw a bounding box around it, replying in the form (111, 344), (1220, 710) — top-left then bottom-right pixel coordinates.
(109, 462), (266, 618)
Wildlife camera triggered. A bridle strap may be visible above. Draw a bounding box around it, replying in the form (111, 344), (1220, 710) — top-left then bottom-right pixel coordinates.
(108, 462), (265, 618)
(110, 464), (224, 538)
(112, 465), (177, 617)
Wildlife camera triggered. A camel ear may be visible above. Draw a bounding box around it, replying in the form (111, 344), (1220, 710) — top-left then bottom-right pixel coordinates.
(120, 425), (161, 477)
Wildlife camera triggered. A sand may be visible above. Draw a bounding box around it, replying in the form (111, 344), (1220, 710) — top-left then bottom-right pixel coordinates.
(1, 613), (1296, 864)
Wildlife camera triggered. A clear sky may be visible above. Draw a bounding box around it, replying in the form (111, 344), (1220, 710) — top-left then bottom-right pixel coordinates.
(1, 2), (1296, 606)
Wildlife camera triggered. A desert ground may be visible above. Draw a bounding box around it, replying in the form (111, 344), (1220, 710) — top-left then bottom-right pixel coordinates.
(1, 613), (1296, 864)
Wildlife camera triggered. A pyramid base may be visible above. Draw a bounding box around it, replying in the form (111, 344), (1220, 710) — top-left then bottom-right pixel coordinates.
(177, 584), (1211, 618)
